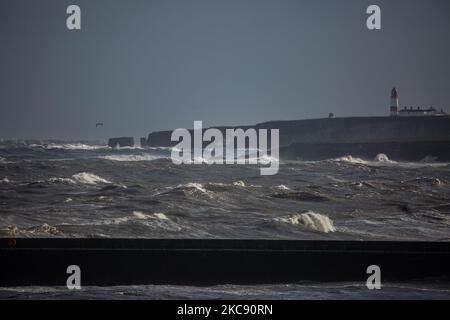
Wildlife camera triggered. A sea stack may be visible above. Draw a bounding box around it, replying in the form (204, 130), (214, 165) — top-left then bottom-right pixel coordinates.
(108, 137), (134, 148)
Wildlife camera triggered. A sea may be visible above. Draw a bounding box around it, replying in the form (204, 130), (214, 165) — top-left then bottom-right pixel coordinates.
(1, 140), (450, 299)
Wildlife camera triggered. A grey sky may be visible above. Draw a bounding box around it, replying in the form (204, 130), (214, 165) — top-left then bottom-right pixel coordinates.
(1, 0), (449, 140)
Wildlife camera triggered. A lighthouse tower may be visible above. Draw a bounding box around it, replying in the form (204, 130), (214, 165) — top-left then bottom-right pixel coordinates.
(390, 87), (399, 116)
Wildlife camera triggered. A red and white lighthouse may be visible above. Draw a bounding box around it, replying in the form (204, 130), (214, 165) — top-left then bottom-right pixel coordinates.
(390, 87), (399, 116)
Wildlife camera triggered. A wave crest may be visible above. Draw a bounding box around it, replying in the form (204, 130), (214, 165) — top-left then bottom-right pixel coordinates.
(176, 182), (209, 193)
(72, 172), (111, 185)
(0, 157), (11, 164)
(99, 154), (165, 162)
(273, 211), (336, 233)
(48, 172), (111, 185)
(333, 155), (367, 164)
(100, 211), (181, 232)
(275, 185), (291, 191)
(31, 143), (106, 150)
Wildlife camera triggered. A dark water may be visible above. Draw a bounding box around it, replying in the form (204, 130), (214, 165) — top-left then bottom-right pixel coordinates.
(1, 140), (450, 299)
(2, 281), (450, 300)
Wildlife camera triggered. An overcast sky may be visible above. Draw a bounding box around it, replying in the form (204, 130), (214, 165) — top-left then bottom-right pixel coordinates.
(1, 0), (449, 140)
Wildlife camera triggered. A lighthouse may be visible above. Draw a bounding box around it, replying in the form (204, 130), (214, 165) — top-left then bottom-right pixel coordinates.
(390, 87), (399, 116)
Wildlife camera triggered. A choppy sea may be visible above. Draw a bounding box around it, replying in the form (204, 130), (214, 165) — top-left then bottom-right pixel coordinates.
(1, 140), (450, 299)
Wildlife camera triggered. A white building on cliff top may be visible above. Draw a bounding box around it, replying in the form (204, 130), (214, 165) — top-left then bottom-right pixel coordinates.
(389, 87), (446, 117)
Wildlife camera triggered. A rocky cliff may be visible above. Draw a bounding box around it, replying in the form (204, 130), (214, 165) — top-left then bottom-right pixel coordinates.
(142, 116), (450, 161)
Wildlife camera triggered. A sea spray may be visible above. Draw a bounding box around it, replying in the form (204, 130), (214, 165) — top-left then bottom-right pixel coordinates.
(374, 153), (390, 162)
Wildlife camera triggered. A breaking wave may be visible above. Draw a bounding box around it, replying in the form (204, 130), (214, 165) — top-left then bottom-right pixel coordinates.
(48, 177), (77, 184)
(104, 211), (170, 224)
(173, 181), (252, 193)
(134, 211), (169, 221)
(275, 185), (291, 191)
(99, 154), (166, 162)
(333, 155), (368, 164)
(48, 172), (111, 185)
(0, 157), (11, 164)
(273, 211), (336, 233)
(182, 152), (279, 165)
(233, 181), (246, 187)
(99, 211), (182, 232)
(175, 182), (210, 194)
(330, 153), (450, 168)
(30, 143), (106, 150)
(333, 153), (394, 164)
(373, 153), (393, 162)
(72, 172), (111, 185)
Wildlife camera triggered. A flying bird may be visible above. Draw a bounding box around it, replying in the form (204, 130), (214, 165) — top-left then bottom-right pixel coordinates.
(95, 122), (104, 128)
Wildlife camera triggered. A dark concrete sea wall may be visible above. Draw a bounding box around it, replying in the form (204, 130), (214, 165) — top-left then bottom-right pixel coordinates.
(143, 117), (450, 161)
(1, 238), (450, 286)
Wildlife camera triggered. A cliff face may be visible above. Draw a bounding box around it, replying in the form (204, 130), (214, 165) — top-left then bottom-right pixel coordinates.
(256, 116), (450, 146)
(146, 116), (450, 146)
(143, 116), (450, 161)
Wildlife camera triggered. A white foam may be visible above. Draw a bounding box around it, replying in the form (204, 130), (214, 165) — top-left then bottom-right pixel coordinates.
(47, 172), (111, 185)
(0, 157), (12, 164)
(133, 211), (169, 221)
(112, 145), (143, 150)
(233, 181), (246, 187)
(374, 153), (393, 163)
(1, 177), (10, 183)
(32, 143), (106, 150)
(35, 223), (61, 235)
(176, 182), (208, 193)
(333, 155), (367, 164)
(99, 154), (163, 162)
(99, 211), (179, 231)
(331, 154), (450, 168)
(178, 149), (279, 165)
(208, 182), (228, 187)
(152, 212), (170, 220)
(273, 211), (336, 233)
(71, 172), (111, 185)
(256, 154), (279, 165)
(48, 177), (77, 184)
(3, 224), (61, 236)
(275, 184), (291, 191)
(333, 154), (394, 165)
